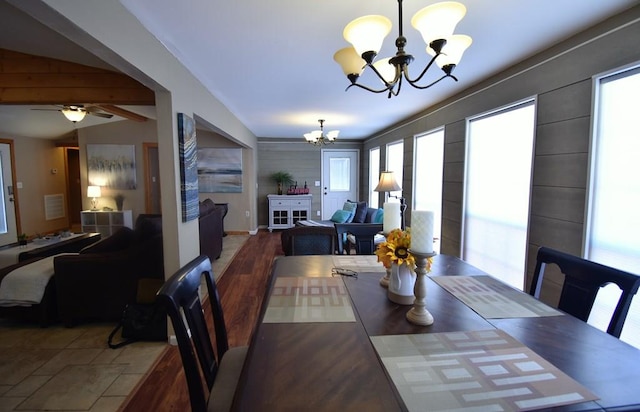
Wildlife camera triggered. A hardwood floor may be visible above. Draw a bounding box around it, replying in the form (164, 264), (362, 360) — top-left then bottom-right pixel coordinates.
(122, 230), (283, 411)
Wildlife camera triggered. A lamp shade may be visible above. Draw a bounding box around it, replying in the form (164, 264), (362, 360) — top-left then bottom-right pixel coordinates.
(343, 15), (392, 58)
(427, 34), (472, 67)
(411, 1), (466, 48)
(62, 107), (87, 123)
(333, 46), (366, 77)
(374, 171), (402, 192)
(87, 186), (102, 198)
(326, 130), (339, 141)
(373, 57), (397, 84)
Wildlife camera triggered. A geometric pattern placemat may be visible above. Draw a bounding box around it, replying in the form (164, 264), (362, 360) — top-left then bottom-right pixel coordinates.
(263, 277), (355, 323)
(432, 276), (562, 318)
(332, 255), (386, 273)
(370, 330), (598, 412)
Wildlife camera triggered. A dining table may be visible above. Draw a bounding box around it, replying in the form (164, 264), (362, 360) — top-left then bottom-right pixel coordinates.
(231, 254), (640, 411)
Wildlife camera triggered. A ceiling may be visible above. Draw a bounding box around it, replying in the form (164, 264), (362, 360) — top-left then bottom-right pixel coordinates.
(0, 0), (637, 140)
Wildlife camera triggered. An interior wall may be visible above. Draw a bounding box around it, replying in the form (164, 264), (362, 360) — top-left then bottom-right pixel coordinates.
(362, 6), (640, 301)
(257, 140), (362, 228)
(77, 119), (158, 221)
(3, 134), (69, 236)
(197, 130), (252, 233)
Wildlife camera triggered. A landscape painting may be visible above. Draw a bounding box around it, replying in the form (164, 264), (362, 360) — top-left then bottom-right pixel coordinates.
(87, 144), (136, 189)
(197, 148), (243, 193)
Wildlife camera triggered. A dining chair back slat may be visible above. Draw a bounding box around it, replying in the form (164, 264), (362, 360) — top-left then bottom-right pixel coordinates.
(530, 246), (640, 338)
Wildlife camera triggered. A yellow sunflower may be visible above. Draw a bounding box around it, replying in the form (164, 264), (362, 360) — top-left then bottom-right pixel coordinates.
(376, 228), (416, 269)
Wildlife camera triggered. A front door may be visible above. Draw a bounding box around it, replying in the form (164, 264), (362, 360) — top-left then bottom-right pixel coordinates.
(0, 142), (18, 246)
(321, 149), (358, 219)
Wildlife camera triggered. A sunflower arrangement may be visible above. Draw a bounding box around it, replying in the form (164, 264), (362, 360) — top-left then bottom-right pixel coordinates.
(376, 228), (416, 270)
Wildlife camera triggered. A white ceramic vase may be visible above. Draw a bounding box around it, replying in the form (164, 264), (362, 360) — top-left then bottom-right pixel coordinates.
(387, 263), (415, 305)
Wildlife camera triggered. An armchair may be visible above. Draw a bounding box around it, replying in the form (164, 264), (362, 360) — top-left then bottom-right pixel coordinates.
(199, 199), (224, 261)
(54, 215), (164, 326)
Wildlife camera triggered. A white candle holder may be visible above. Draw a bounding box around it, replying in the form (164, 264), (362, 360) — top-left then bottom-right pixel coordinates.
(406, 249), (436, 326)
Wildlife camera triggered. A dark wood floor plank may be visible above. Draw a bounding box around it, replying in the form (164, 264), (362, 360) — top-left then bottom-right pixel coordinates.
(122, 230), (283, 411)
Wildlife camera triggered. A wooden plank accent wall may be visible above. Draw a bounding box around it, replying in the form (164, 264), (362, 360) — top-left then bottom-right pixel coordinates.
(257, 141), (361, 226)
(361, 5), (640, 304)
(0, 48), (154, 105)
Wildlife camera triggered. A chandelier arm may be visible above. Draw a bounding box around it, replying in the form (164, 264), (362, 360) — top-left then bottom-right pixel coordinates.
(346, 81), (395, 95)
(407, 73), (456, 90)
(405, 54), (440, 84)
(369, 62), (402, 88)
(387, 74), (404, 98)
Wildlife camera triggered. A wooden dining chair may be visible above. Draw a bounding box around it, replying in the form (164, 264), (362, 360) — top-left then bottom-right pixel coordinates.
(530, 246), (640, 338)
(334, 223), (383, 255)
(157, 255), (247, 412)
(280, 226), (337, 255)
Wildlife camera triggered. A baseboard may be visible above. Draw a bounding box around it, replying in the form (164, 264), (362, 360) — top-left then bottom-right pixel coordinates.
(249, 228), (259, 235)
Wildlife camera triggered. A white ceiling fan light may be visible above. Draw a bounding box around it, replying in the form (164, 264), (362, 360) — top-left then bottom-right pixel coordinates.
(61, 106), (87, 123)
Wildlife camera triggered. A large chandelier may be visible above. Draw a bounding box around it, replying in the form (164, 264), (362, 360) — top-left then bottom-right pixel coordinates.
(333, 1), (472, 98)
(304, 119), (339, 146)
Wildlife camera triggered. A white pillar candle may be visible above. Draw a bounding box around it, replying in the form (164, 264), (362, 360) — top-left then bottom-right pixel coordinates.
(411, 210), (434, 254)
(383, 202), (401, 234)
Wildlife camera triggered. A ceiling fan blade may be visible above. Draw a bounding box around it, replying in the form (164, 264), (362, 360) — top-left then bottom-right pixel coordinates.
(88, 111), (113, 119)
(94, 104), (147, 122)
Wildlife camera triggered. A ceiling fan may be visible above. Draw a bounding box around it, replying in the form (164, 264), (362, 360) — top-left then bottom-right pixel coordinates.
(32, 104), (113, 123)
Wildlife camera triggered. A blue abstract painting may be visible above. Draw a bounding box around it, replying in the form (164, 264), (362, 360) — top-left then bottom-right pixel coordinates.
(178, 113), (198, 222)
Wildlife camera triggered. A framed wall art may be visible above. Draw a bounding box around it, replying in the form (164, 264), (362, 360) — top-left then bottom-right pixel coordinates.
(197, 147), (243, 193)
(178, 113), (199, 222)
(87, 144), (137, 189)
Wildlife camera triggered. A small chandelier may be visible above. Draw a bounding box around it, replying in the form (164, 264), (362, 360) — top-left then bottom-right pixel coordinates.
(61, 106), (87, 123)
(304, 119), (339, 146)
(333, 1), (472, 98)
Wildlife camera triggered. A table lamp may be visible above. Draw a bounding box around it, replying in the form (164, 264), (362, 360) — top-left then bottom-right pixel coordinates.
(374, 171), (406, 230)
(87, 185), (102, 210)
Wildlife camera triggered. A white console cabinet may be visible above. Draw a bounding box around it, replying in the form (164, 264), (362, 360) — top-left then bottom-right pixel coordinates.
(268, 194), (312, 231)
(81, 210), (133, 238)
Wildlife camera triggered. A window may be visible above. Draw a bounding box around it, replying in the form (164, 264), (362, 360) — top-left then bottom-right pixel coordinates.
(462, 100), (536, 290)
(586, 65), (640, 348)
(329, 157), (350, 191)
(385, 140), (404, 202)
(413, 129), (444, 253)
(369, 147), (380, 208)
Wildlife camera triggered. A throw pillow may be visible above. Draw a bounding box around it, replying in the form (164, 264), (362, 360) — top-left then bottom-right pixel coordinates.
(373, 209), (384, 224)
(353, 201), (368, 223)
(330, 209), (352, 223)
(342, 201), (357, 223)
(365, 207), (378, 223)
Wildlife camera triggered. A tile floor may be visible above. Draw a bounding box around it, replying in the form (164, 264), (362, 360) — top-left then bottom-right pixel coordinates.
(0, 321), (166, 412)
(0, 234), (249, 412)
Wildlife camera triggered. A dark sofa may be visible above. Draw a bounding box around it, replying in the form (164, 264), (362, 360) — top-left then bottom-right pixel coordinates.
(297, 202), (384, 254)
(0, 233), (102, 326)
(53, 214), (164, 326)
(199, 199), (225, 262)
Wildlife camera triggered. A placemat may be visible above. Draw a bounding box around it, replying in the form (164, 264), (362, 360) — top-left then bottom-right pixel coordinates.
(432, 275), (562, 318)
(263, 277), (355, 323)
(371, 329), (598, 412)
(332, 255), (386, 273)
